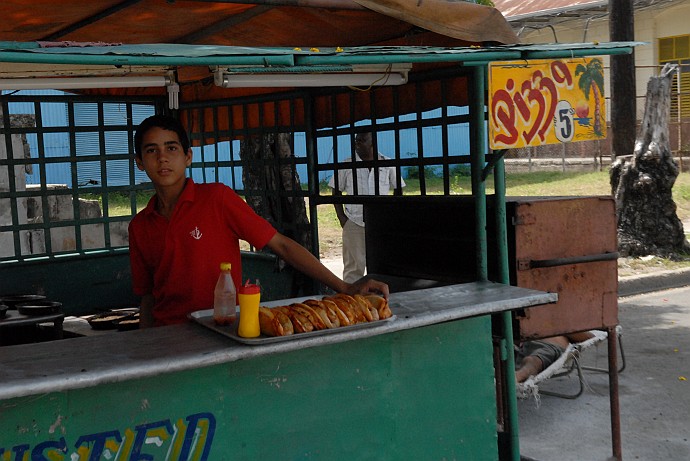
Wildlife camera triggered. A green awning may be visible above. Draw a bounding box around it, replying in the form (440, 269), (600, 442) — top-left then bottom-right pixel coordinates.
(0, 41), (644, 68)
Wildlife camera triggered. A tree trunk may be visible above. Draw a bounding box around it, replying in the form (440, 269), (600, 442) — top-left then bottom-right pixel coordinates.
(240, 133), (315, 296)
(610, 64), (690, 258)
(609, 0), (637, 160)
(240, 133), (312, 253)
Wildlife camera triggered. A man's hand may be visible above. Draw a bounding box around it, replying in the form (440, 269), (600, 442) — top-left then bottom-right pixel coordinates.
(333, 202), (348, 228)
(331, 190), (348, 228)
(343, 277), (390, 299)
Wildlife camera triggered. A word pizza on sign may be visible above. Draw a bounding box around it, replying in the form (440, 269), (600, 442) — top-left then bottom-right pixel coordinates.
(488, 58), (606, 149)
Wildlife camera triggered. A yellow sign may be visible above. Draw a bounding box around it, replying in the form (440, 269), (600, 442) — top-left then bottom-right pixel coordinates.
(488, 58), (606, 149)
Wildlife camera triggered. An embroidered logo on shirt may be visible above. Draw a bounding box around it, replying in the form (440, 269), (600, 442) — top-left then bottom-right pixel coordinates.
(190, 226), (203, 240)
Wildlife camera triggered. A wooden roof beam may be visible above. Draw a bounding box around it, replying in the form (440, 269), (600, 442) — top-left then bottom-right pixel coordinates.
(172, 4), (274, 44)
(39, 0), (144, 41)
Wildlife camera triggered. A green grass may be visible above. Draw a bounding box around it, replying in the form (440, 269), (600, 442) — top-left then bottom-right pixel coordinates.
(619, 255), (690, 275)
(84, 191), (154, 217)
(89, 170), (690, 273)
(489, 171), (615, 196)
(318, 170), (690, 266)
(99, 171), (690, 264)
(404, 171), (690, 220)
(400, 170), (616, 196)
(100, 171), (690, 223)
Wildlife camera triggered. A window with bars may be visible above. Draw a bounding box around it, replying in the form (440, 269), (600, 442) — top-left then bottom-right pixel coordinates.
(181, 68), (475, 200)
(2, 68), (476, 264)
(0, 92), (163, 263)
(659, 34), (690, 119)
(179, 68), (476, 254)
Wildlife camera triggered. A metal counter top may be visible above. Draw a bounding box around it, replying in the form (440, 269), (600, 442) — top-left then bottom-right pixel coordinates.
(0, 281), (556, 401)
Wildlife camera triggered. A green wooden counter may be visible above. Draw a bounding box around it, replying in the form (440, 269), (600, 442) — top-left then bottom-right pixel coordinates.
(0, 282), (556, 461)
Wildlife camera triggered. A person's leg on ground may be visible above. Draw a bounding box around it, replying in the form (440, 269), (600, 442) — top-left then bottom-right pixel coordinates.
(515, 337), (568, 383)
(516, 355), (544, 383)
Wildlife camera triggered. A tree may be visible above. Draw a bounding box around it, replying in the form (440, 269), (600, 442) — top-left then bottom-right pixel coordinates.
(240, 133), (314, 296)
(240, 133), (314, 293)
(610, 64), (690, 258)
(575, 58), (605, 136)
(240, 133), (312, 250)
(609, 0), (637, 160)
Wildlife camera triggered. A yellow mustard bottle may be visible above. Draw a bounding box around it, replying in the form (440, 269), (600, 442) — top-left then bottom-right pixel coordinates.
(238, 282), (261, 338)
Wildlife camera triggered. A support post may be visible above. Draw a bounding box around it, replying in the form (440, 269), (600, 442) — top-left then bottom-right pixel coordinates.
(470, 66), (488, 282)
(495, 157), (520, 461)
(474, 64), (520, 460)
(608, 326), (623, 460)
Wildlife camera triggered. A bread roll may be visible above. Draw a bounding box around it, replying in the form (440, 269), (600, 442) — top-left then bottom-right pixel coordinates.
(365, 295), (393, 319)
(335, 293), (373, 322)
(254, 293), (391, 337)
(326, 296), (358, 324)
(354, 294), (380, 321)
(276, 306), (313, 333)
(321, 299), (350, 327)
(258, 306), (287, 336)
(291, 303), (328, 330)
(304, 299), (339, 328)
(273, 308), (294, 335)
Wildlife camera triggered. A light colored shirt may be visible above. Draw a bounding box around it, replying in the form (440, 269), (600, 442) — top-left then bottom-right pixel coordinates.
(328, 153), (405, 227)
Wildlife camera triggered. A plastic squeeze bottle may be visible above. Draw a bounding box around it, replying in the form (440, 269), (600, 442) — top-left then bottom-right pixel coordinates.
(238, 281), (261, 338)
(213, 262), (237, 326)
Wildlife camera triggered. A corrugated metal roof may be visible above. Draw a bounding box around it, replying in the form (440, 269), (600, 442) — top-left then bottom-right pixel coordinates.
(494, 0), (680, 27)
(494, 0), (606, 21)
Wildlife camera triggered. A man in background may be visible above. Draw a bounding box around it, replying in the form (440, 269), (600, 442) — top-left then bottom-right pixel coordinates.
(329, 132), (405, 283)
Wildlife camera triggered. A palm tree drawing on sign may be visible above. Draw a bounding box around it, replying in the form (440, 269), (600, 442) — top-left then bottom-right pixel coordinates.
(575, 58), (605, 136)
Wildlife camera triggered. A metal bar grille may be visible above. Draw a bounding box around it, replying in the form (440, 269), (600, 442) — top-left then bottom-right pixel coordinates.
(2, 68), (475, 264)
(0, 92), (162, 263)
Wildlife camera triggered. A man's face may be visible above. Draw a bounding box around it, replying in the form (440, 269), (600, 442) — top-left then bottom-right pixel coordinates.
(354, 133), (374, 160)
(135, 126), (192, 188)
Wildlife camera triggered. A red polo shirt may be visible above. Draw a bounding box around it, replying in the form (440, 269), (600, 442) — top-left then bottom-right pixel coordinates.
(128, 179), (277, 326)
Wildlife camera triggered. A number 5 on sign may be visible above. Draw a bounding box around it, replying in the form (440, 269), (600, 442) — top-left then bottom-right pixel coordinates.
(555, 100), (574, 143)
(488, 58), (607, 150)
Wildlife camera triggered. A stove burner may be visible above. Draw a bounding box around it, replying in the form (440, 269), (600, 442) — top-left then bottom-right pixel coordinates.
(0, 294), (47, 309)
(16, 301), (62, 316)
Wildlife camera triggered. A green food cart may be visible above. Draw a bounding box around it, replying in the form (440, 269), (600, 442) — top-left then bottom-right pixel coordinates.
(0, 40), (635, 460)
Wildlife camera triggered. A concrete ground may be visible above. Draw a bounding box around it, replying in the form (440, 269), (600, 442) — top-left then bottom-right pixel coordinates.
(519, 283), (690, 461)
(321, 256), (345, 282)
(321, 258), (690, 461)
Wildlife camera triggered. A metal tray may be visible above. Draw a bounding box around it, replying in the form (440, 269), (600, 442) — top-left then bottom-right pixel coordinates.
(190, 309), (395, 345)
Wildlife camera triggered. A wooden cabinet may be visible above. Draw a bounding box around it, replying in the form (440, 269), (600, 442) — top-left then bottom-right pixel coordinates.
(364, 195), (618, 339)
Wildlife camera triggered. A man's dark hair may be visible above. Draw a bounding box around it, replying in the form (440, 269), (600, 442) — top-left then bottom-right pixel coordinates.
(134, 115), (190, 159)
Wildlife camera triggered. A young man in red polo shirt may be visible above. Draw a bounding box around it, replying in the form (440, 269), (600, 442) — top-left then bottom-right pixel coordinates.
(129, 115), (389, 327)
